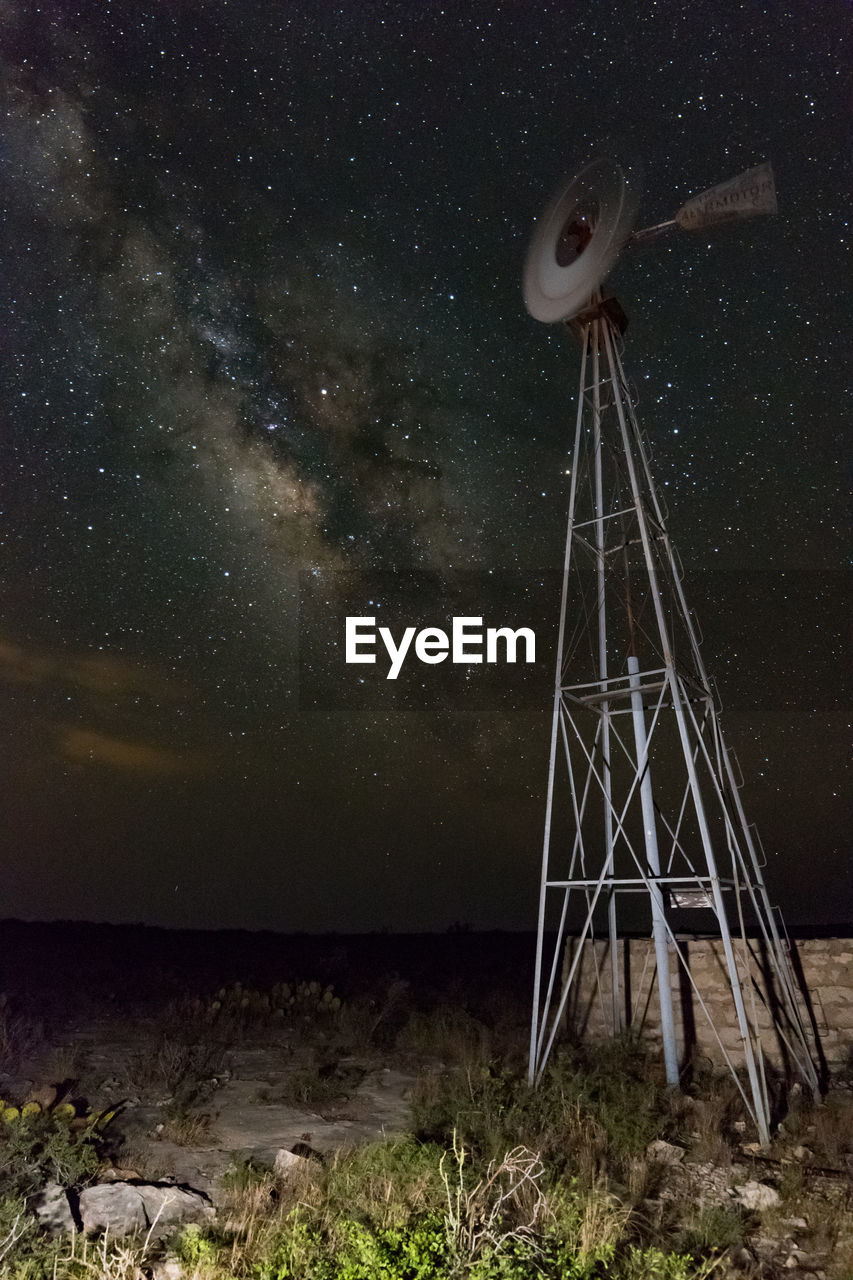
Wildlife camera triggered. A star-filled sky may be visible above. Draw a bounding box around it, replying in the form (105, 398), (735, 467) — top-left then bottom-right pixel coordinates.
(1, 0), (849, 932)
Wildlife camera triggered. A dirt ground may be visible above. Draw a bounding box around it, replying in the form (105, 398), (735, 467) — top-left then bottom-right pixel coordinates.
(0, 921), (535, 1202)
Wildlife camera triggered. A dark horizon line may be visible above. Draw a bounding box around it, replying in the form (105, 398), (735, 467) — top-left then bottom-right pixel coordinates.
(1, 916), (850, 940)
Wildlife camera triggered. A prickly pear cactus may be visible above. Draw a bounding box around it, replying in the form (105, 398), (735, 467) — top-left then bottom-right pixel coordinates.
(169, 978), (347, 1029)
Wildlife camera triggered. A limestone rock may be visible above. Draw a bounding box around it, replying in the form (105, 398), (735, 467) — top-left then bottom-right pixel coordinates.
(741, 1140), (770, 1156)
(78, 1181), (214, 1238)
(137, 1184), (215, 1234)
(100, 1165), (144, 1181)
(733, 1179), (781, 1211)
(150, 1262), (185, 1279)
(274, 1148), (312, 1180)
(784, 1252), (819, 1270)
(79, 1183), (147, 1235)
(646, 1138), (685, 1164)
(31, 1182), (77, 1234)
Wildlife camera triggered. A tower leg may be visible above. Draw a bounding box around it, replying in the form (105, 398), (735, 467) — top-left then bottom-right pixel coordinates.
(591, 321), (621, 1036)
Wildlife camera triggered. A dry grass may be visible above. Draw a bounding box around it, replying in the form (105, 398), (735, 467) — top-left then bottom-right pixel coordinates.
(0, 1003), (44, 1072)
(440, 1130), (549, 1258)
(42, 1041), (86, 1085)
(158, 1107), (215, 1147)
(323, 979), (413, 1055)
(626, 1153), (656, 1204)
(683, 1078), (744, 1166)
(215, 1173), (295, 1275)
(559, 1100), (611, 1186)
(123, 1037), (224, 1100)
(37, 1193), (174, 1279)
(812, 1093), (853, 1166)
(779, 1088), (853, 1168)
(318, 1138), (444, 1232)
(575, 1183), (632, 1259)
(58, 1232), (152, 1279)
(395, 1005), (492, 1066)
(827, 1209), (853, 1280)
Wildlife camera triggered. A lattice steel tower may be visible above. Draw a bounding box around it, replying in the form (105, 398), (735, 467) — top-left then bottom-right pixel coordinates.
(522, 160), (819, 1144)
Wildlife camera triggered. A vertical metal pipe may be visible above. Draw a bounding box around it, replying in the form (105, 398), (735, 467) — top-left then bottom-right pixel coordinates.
(627, 653), (679, 1084)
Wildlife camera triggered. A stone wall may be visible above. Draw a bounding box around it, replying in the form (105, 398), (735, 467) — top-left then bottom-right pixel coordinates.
(560, 935), (852, 1078)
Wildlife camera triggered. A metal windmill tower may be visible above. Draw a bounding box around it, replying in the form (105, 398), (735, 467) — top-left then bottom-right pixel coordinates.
(523, 159), (819, 1143)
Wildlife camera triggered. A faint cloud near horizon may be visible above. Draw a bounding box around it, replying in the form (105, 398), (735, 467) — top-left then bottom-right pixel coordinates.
(0, 636), (186, 700)
(58, 725), (212, 778)
(0, 636), (215, 778)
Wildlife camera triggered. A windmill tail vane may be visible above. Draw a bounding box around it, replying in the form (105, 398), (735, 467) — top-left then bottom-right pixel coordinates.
(630, 160), (778, 246)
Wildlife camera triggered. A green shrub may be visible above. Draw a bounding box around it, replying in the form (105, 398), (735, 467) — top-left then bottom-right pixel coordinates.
(329, 1213), (450, 1279)
(0, 1111), (101, 1199)
(221, 1155), (274, 1194)
(411, 1060), (550, 1163)
(676, 1202), (745, 1257)
(248, 1203), (713, 1280)
(179, 1220), (222, 1268)
(0, 1193), (63, 1279)
(322, 1138), (447, 1230)
(252, 1209), (445, 1279)
(171, 1132), (723, 1280)
(612, 1244), (711, 1279)
(411, 1038), (674, 1182)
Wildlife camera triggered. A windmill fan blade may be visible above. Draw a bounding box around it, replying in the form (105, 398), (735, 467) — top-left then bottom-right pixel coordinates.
(523, 159), (638, 324)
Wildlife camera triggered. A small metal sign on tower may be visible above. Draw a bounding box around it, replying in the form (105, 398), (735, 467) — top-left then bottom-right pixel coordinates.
(523, 159), (818, 1143)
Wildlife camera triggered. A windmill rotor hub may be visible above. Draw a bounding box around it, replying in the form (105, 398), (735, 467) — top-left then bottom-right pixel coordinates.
(523, 158), (636, 323)
(554, 204), (597, 266)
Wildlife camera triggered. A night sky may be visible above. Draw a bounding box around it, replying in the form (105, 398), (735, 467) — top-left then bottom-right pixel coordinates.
(1, 1), (848, 933)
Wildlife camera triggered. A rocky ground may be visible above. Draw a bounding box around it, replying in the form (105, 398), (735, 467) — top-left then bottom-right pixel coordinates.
(4, 1012), (426, 1205)
(0, 922), (850, 1277)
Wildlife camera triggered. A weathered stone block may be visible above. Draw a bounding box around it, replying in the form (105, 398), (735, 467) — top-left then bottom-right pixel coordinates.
(78, 1182), (214, 1238)
(560, 935), (853, 1077)
(79, 1184), (147, 1236)
(734, 1180), (781, 1210)
(31, 1182), (77, 1234)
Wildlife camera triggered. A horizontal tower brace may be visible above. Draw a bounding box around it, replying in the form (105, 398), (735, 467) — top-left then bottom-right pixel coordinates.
(545, 876), (738, 889)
